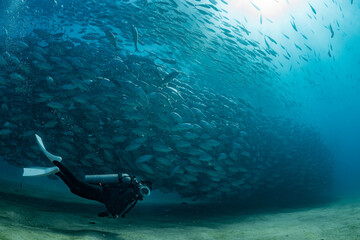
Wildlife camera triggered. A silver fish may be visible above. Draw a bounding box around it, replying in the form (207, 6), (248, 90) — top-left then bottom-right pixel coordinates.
(131, 25), (139, 52)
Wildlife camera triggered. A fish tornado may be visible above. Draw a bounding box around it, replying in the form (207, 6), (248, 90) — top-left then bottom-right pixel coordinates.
(0, 0), (333, 201)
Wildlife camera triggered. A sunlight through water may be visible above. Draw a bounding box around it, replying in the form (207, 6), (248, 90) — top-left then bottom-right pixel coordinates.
(226, 0), (302, 19)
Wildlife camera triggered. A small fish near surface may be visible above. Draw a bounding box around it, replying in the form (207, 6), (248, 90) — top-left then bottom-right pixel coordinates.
(308, 3), (317, 14)
(131, 25), (139, 52)
(329, 24), (334, 38)
(249, 0), (260, 11)
(290, 19), (297, 32)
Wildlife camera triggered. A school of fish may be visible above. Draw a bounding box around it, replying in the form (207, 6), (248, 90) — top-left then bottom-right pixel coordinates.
(0, 0), (336, 200)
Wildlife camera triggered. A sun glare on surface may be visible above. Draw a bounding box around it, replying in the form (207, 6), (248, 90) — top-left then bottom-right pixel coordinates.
(227, 0), (297, 19)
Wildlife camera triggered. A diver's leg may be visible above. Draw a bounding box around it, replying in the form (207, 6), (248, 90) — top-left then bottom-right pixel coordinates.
(53, 161), (80, 183)
(53, 161), (103, 201)
(55, 171), (73, 188)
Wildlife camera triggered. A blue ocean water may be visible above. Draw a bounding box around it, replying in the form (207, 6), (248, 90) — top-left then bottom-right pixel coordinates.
(0, 0), (359, 212)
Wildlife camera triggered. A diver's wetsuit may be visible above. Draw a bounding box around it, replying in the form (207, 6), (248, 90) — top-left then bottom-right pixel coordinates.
(53, 161), (140, 218)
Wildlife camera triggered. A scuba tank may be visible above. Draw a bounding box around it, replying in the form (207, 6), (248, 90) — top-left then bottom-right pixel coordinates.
(84, 173), (151, 197)
(84, 173), (131, 185)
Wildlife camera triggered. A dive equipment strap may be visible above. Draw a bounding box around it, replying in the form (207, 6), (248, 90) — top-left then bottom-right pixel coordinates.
(121, 200), (138, 218)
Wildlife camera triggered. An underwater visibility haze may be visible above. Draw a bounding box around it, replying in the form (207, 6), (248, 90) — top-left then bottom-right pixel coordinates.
(0, 0), (360, 239)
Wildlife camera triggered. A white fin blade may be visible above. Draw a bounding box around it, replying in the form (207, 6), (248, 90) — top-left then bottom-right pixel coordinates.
(23, 166), (59, 177)
(35, 134), (62, 162)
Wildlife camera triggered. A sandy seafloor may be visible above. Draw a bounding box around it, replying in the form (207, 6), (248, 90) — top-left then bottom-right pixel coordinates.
(0, 180), (360, 240)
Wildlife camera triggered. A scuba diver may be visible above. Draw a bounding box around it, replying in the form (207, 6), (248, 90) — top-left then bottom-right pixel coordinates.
(23, 134), (152, 219)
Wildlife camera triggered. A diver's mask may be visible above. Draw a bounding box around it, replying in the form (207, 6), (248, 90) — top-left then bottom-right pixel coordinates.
(139, 185), (151, 197)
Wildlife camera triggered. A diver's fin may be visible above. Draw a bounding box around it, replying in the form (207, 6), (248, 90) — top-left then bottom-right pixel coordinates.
(23, 166), (59, 177)
(35, 134), (62, 162)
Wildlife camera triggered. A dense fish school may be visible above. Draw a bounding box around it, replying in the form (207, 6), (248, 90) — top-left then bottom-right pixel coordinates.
(0, 0), (333, 200)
